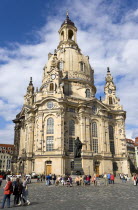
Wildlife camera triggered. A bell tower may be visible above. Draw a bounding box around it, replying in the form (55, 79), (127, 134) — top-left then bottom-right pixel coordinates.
(24, 77), (34, 106)
(58, 11), (78, 49)
(102, 67), (123, 110)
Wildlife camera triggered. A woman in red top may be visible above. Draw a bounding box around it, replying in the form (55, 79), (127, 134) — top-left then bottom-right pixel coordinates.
(110, 174), (115, 184)
(1, 177), (12, 209)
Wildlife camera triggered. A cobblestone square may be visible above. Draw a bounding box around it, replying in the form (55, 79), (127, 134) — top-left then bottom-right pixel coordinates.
(0, 178), (138, 210)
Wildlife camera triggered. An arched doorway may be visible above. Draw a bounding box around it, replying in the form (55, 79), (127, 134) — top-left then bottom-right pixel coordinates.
(45, 161), (52, 175)
(94, 161), (100, 175)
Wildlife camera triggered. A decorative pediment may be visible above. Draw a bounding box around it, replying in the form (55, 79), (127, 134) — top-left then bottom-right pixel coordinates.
(82, 98), (111, 112)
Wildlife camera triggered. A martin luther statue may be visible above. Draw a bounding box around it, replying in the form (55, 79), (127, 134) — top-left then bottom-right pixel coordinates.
(74, 137), (82, 158)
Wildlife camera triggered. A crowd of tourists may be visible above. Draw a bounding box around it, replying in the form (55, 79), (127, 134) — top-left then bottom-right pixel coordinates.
(0, 172), (138, 208)
(0, 176), (30, 209)
(42, 173), (115, 186)
(43, 172), (138, 187)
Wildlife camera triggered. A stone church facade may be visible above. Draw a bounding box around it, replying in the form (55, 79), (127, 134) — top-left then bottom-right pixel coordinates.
(12, 14), (130, 176)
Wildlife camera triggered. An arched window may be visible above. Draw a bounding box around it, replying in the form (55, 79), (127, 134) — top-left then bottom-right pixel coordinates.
(69, 120), (75, 136)
(69, 120), (75, 152)
(47, 118), (54, 134)
(61, 31), (64, 41)
(86, 89), (90, 98)
(92, 122), (98, 153)
(109, 97), (113, 104)
(46, 118), (54, 151)
(68, 30), (74, 40)
(80, 62), (85, 71)
(109, 125), (114, 139)
(50, 83), (54, 91)
(59, 61), (63, 71)
(109, 125), (115, 155)
(92, 122), (97, 137)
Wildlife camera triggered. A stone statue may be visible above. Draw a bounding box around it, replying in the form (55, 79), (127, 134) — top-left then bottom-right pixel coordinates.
(74, 137), (82, 158)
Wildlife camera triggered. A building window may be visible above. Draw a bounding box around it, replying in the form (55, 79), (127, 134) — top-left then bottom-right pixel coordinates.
(109, 125), (114, 140)
(47, 118), (54, 134)
(92, 122), (98, 153)
(59, 61), (63, 71)
(69, 120), (75, 152)
(86, 89), (90, 98)
(92, 139), (98, 153)
(109, 97), (113, 105)
(69, 120), (75, 136)
(46, 136), (54, 151)
(80, 62), (84, 71)
(92, 122), (97, 137)
(68, 29), (74, 40)
(61, 31), (64, 41)
(69, 137), (75, 152)
(109, 125), (115, 155)
(50, 83), (54, 91)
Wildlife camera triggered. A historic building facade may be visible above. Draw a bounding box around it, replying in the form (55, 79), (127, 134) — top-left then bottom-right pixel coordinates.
(134, 137), (138, 169)
(12, 14), (130, 176)
(0, 144), (14, 172)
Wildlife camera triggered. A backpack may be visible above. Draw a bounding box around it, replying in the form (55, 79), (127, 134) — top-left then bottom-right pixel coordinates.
(10, 183), (13, 193)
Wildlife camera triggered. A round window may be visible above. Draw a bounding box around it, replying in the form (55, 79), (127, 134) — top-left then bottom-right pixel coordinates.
(47, 101), (54, 109)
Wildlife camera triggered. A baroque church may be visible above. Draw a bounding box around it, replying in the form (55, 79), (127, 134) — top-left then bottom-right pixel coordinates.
(12, 14), (130, 176)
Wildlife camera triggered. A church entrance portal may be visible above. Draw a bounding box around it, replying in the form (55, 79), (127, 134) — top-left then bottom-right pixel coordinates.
(94, 161), (100, 175)
(45, 161), (52, 175)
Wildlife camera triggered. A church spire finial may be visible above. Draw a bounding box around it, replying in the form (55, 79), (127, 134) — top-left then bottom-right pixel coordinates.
(29, 77), (33, 85)
(107, 67), (110, 73)
(66, 10), (69, 19)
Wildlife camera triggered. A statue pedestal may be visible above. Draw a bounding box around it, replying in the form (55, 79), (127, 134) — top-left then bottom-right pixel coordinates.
(72, 158), (84, 175)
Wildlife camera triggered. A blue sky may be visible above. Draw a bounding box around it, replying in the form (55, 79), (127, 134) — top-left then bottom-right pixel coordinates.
(0, 0), (138, 143)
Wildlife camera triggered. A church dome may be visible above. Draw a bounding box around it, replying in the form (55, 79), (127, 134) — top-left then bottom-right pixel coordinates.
(42, 14), (96, 98)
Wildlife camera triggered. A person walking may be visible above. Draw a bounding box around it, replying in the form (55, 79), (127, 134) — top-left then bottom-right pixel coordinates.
(133, 174), (137, 186)
(110, 174), (115, 184)
(12, 177), (19, 206)
(92, 174), (97, 186)
(52, 174), (56, 185)
(22, 177), (30, 205)
(107, 173), (111, 184)
(103, 173), (108, 186)
(1, 177), (13, 209)
(14, 177), (23, 206)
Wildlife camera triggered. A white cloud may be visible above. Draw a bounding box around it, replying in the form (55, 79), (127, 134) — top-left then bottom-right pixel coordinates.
(0, 124), (14, 144)
(0, 0), (138, 143)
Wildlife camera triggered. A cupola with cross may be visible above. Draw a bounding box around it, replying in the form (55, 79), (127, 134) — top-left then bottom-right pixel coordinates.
(58, 11), (79, 50)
